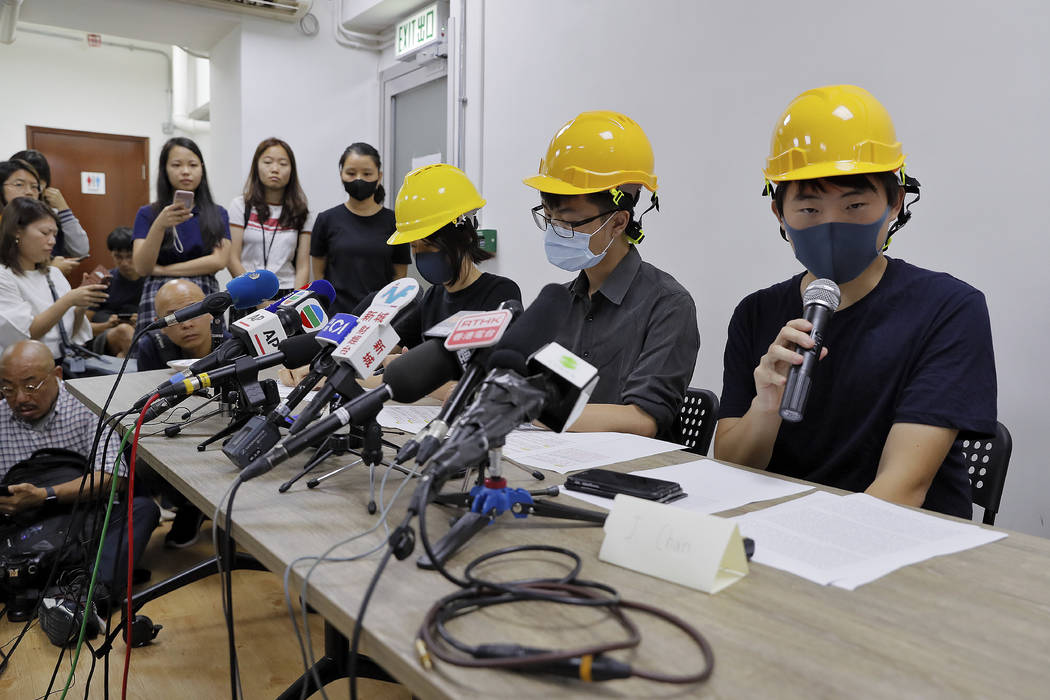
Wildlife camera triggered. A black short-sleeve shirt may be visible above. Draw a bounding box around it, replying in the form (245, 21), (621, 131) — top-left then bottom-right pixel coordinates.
(309, 205), (411, 315)
(718, 257), (997, 518)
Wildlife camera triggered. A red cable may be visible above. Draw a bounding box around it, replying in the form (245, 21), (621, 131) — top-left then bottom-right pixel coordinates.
(122, 393), (158, 700)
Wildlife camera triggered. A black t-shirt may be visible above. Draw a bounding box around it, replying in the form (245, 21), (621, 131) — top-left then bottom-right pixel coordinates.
(719, 257), (997, 519)
(92, 269), (145, 321)
(135, 330), (227, 371)
(309, 205), (411, 315)
(393, 273), (522, 348)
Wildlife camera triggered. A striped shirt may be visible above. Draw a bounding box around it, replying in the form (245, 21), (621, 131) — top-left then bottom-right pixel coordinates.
(0, 382), (127, 480)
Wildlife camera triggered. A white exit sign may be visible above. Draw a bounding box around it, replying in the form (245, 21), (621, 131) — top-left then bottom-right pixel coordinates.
(396, 3), (444, 58)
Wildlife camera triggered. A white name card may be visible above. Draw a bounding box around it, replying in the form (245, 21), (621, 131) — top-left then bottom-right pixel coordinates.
(599, 494), (749, 594)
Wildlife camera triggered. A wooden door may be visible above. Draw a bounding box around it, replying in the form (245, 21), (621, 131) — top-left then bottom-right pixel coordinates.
(25, 126), (150, 282)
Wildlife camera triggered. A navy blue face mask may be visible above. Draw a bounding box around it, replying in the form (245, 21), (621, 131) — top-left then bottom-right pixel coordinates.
(784, 207), (890, 283)
(414, 250), (456, 286)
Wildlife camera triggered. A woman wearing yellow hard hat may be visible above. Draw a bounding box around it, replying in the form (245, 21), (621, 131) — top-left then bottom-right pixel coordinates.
(715, 85), (996, 520)
(387, 163), (520, 348)
(524, 110), (700, 440)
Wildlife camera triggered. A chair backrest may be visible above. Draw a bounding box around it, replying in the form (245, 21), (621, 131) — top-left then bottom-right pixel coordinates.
(676, 388), (719, 456)
(958, 422), (1012, 526)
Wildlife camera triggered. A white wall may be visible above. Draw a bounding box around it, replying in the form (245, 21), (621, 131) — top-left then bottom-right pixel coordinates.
(470, 0), (1050, 537)
(0, 27), (173, 196)
(208, 11), (381, 223)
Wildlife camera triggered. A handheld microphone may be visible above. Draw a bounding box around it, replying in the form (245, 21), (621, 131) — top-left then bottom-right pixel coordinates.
(779, 278), (840, 423)
(147, 269), (279, 330)
(240, 338), (461, 481)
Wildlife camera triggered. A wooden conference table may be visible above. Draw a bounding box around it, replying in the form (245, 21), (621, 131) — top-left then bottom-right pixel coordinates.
(67, 371), (1050, 699)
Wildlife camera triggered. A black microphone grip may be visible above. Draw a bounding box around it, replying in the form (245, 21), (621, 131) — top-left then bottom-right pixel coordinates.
(779, 302), (833, 423)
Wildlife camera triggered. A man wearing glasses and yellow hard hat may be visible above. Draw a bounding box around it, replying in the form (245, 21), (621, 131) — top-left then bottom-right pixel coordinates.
(715, 85), (996, 518)
(524, 111), (700, 440)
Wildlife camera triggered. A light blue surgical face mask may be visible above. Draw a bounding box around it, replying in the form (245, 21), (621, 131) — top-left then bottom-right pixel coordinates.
(544, 215), (617, 272)
(784, 208), (890, 283)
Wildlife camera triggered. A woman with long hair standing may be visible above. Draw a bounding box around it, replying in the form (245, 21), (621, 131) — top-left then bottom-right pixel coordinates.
(227, 138), (313, 321)
(132, 137), (231, 334)
(310, 143), (409, 316)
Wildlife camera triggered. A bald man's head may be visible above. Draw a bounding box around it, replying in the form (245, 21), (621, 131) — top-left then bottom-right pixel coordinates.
(155, 279), (205, 318)
(154, 279), (213, 356)
(0, 340), (61, 422)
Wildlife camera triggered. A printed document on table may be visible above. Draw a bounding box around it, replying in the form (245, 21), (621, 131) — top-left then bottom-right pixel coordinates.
(375, 408), (681, 471)
(377, 404), (440, 433)
(734, 491), (1006, 589)
(562, 459), (813, 513)
(501, 431), (683, 473)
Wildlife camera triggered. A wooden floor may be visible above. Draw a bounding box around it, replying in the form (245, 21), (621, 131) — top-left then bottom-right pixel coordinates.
(0, 516), (412, 699)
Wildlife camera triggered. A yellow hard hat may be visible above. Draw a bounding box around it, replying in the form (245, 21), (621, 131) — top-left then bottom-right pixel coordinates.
(389, 163), (486, 245)
(523, 110), (658, 195)
(764, 85), (905, 183)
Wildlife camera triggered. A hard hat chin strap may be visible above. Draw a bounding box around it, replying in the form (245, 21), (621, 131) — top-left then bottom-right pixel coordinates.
(624, 191), (659, 245)
(884, 172), (921, 249)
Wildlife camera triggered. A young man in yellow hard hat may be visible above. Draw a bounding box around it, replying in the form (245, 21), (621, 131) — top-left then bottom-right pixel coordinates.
(714, 85), (996, 518)
(524, 111), (700, 440)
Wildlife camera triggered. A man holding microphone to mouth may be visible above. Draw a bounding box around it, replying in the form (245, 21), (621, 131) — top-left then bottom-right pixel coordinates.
(714, 85), (997, 519)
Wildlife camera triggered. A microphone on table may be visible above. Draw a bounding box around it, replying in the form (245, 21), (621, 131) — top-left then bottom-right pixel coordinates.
(778, 278), (841, 423)
(286, 277), (421, 434)
(146, 269), (279, 330)
(132, 304), (318, 416)
(132, 282), (337, 412)
(262, 279), (336, 332)
(408, 287), (567, 465)
(153, 333), (322, 401)
(425, 342), (597, 480)
(240, 338), (462, 481)
(263, 279), (336, 313)
(222, 313), (358, 467)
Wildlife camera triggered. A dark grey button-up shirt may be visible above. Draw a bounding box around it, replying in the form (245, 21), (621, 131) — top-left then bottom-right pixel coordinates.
(555, 246), (700, 438)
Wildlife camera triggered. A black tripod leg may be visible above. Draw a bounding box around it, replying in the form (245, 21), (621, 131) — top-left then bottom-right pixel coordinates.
(416, 511), (494, 570)
(275, 621), (395, 699)
(197, 414), (255, 451)
(278, 447), (336, 493)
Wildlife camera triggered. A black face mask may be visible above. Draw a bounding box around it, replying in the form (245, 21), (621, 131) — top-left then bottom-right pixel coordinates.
(343, 178), (378, 201)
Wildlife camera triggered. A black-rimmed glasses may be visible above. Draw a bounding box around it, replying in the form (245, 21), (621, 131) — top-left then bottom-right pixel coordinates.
(531, 205), (617, 238)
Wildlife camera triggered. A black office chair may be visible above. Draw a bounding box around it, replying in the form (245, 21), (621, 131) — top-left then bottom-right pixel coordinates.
(958, 422), (1012, 526)
(676, 388), (719, 456)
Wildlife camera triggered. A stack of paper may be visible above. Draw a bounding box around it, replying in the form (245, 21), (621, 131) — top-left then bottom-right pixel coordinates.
(734, 491), (1006, 589)
(562, 459), (813, 513)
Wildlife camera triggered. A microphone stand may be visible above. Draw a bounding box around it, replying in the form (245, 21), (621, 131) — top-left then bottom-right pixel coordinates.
(196, 356), (281, 452)
(306, 419), (392, 514)
(416, 445), (606, 570)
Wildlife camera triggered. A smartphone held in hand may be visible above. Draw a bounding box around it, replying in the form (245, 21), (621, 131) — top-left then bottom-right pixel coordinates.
(173, 189), (195, 210)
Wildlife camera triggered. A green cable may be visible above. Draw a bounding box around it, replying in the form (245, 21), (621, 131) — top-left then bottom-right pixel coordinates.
(58, 425), (131, 699)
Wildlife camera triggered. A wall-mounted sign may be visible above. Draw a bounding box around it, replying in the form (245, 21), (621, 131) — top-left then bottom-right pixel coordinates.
(395, 3), (445, 58)
(81, 171), (106, 195)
